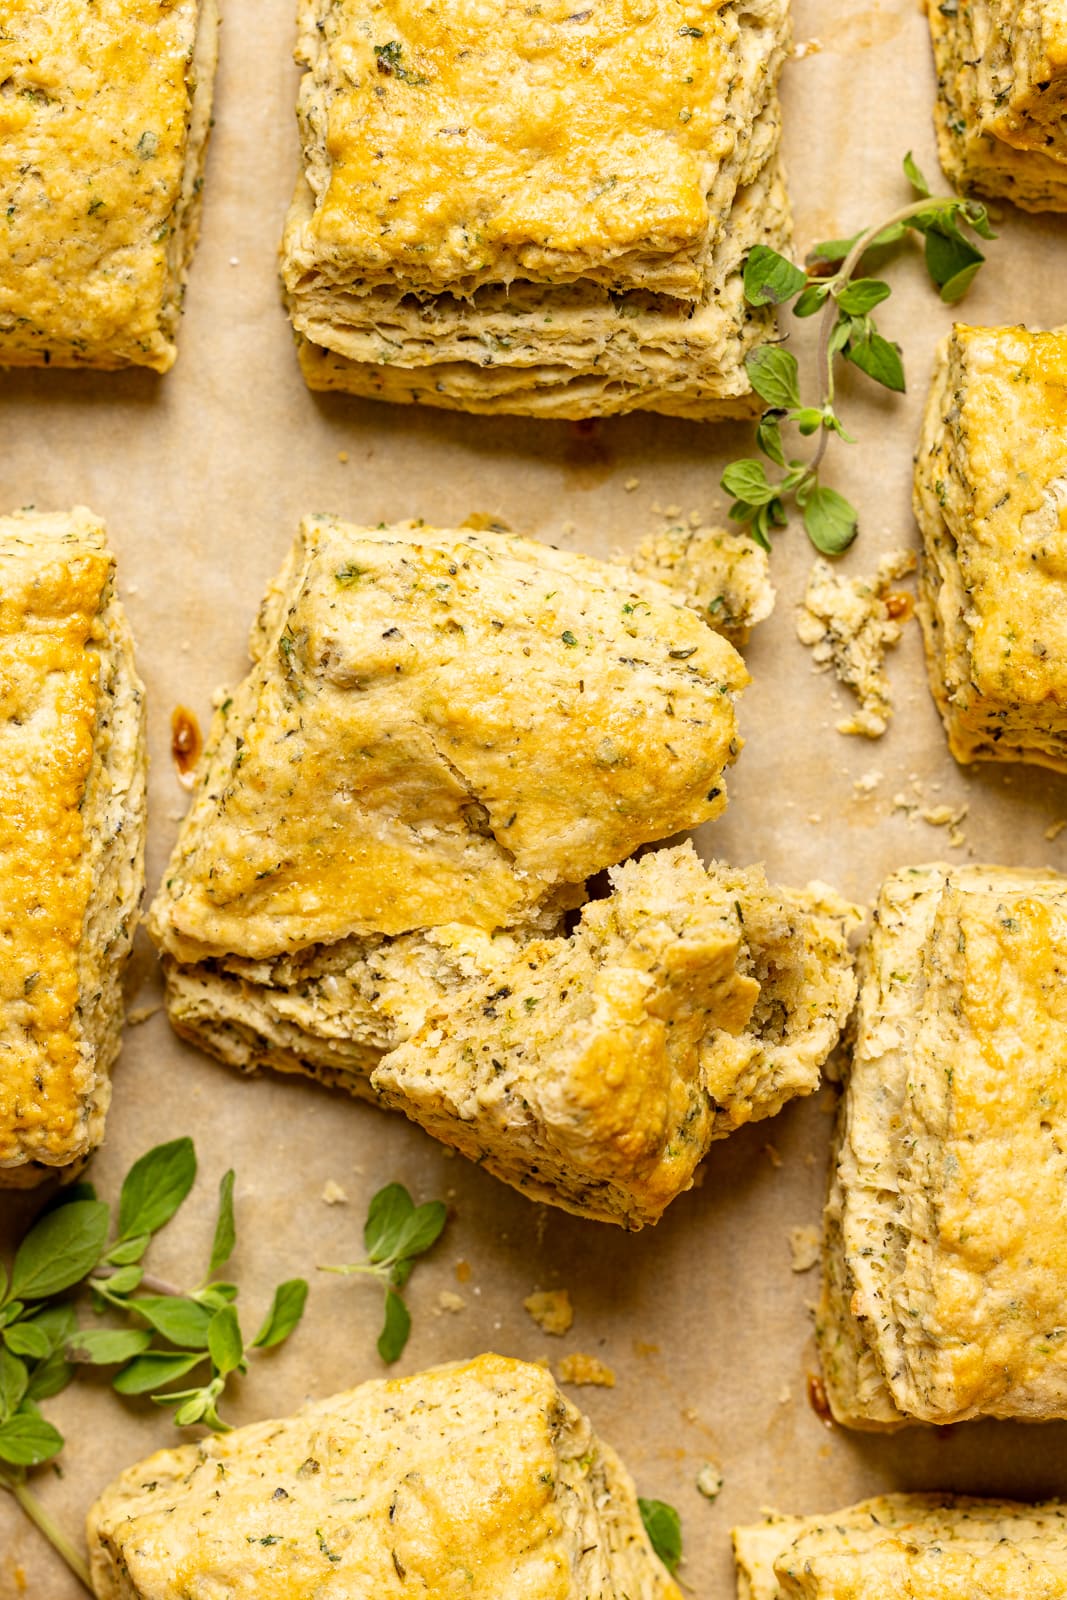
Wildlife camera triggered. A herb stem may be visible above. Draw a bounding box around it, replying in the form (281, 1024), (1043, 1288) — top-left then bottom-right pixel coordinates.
(94, 1266), (185, 1297)
(2, 1474), (93, 1595)
(808, 197), (942, 475)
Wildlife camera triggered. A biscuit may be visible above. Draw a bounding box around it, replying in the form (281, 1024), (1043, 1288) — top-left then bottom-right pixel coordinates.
(151, 519), (858, 1226)
(88, 1353), (683, 1600)
(149, 517), (749, 963)
(818, 862), (1067, 1428)
(281, 0), (791, 417)
(735, 1494), (1067, 1600)
(0, 508), (147, 1184)
(929, 0), (1067, 211)
(915, 324), (1067, 771)
(160, 843), (857, 1228)
(0, 0), (218, 371)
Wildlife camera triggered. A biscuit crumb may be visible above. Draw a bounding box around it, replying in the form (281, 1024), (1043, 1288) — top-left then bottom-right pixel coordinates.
(796, 550), (916, 737)
(436, 1290), (465, 1313)
(788, 1225), (821, 1273)
(320, 1179), (348, 1206)
(696, 1462), (724, 1500)
(1047, 819), (1067, 842)
(630, 523), (775, 646)
(793, 36), (822, 57)
(853, 769), (883, 795)
(127, 1003), (162, 1027)
(624, 477), (640, 492)
(524, 1289), (574, 1336)
(558, 1353), (615, 1388)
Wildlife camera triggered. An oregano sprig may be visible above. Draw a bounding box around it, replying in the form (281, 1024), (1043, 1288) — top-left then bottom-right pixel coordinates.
(320, 1182), (447, 1363)
(0, 1140), (308, 1592)
(724, 153), (996, 555)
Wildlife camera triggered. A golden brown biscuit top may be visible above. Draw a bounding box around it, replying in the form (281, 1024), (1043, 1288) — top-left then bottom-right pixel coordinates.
(950, 325), (1067, 705)
(0, 516), (111, 1167)
(299, 0), (745, 296)
(0, 0), (200, 370)
(153, 518), (746, 962)
(905, 869), (1067, 1417)
(88, 1354), (678, 1600)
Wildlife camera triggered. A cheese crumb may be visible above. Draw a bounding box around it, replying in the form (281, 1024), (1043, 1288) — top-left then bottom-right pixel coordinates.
(796, 550), (916, 737)
(696, 1462), (724, 1500)
(321, 1180), (348, 1205)
(788, 1225), (821, 1273)
(524, 1288), (574, 1336)
(558, 1353), (615, 1387)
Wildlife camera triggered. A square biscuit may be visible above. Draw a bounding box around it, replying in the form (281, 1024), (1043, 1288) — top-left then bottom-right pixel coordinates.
(0, 0), (219, 371)
(929, 0), (1067, 211)
(915, 324), (1067, 771)
(281, 0), (791, 418)
(0, 508), (146, 1184)
(735, 1495), (1067, 1600)
(818, 862), (1067, 1428)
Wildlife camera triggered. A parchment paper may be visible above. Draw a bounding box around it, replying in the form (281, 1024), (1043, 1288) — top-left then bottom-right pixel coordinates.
(2, 0), (1067, 1592)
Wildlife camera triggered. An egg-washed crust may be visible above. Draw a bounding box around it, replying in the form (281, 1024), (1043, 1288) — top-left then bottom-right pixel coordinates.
(87, 1353), (684, 1600)
(818, 862), (1067, 1430)
(629, 523), (775, 646)
(0, 508), (147, 1185)
(929, 0), (1067, 211)
(915, 325), (1067, 772)
(149, 517), (748, 965)
(282, 0), (791, 419)
(734, 1494), (1067, 1600)
(284, 0), (788, 300)
(159, 844), (858, 1228)
(0, 0), (219, 372)
(292, 151), (790, 420)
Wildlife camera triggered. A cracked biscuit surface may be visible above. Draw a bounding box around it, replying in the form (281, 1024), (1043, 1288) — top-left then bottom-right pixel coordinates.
(0, 0), (218, 371)
(0, 508), (146, 1185)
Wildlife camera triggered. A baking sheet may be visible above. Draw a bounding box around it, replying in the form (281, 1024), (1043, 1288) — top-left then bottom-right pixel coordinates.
(2, 0), (1067, 1591)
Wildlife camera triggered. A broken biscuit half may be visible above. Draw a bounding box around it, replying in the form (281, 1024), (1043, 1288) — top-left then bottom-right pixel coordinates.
(151, 518), (857, 1226)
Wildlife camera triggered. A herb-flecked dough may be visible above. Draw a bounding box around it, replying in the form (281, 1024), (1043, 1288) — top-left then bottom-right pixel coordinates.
(88, 1353), (684, 1600)
(282, 0), (792, 417)
(0, 0), (218, 371)
(0, 508), (147, 1185)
